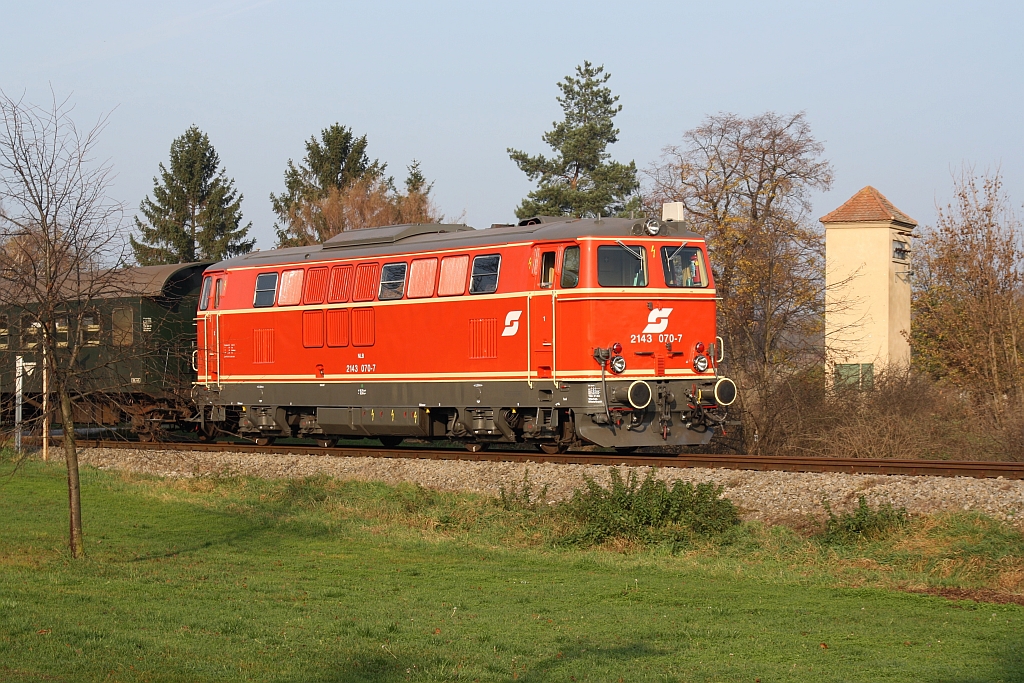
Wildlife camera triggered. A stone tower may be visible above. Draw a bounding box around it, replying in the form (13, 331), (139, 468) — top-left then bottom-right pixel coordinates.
(821, 187), (917, 386)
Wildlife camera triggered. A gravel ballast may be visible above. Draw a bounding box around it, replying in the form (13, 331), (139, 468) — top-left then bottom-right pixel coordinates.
(77, 447), (1024, 526)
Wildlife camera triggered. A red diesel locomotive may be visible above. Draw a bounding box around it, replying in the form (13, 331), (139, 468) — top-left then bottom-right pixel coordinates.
(192, 216), (737, 452)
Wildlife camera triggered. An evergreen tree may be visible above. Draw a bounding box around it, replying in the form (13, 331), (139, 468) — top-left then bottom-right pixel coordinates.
(508, 61), (639, 220)
(272, 123), (384, 246)
(131, 126), (254, 265)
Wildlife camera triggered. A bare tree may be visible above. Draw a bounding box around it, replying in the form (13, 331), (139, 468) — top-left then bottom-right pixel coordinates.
(0, 91), (128, 558)
(913, 168), (1024, 415)
(644, 112), (834, 451)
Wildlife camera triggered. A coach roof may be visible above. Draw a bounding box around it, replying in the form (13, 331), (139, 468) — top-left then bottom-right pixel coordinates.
(207, 217), (704, 271)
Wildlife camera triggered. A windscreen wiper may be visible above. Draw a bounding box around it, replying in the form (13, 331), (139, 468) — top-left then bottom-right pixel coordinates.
(615, 240), (643, 260)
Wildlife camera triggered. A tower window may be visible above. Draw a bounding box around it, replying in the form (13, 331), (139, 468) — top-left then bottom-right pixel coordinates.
(893, 240), (910, 262)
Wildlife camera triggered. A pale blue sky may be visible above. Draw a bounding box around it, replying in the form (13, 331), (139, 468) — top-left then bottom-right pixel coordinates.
(4, 1), (1022, 249)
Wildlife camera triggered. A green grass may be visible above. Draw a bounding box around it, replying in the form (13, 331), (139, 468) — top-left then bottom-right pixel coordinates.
(1, 456), (1023, 682)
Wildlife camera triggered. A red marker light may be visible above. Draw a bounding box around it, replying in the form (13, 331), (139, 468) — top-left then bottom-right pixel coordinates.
(695, 342), (705, 353)
(611, 342), (623, 354)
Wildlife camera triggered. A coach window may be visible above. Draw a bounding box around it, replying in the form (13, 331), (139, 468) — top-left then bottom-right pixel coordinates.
(55, 317), (69, 348)
(379, 262), (407, 300)
(22, 315), (40, 349)
(661, 246), (708, 288)
(199, 275), (212, 311)
(277, 269), (304, 306)
(81, 311), (101, 346)
(438, 255), (469, 296)
(561, 246), (580, 288)
(253, 272), (279, 307)
(469, 254), (500, 294)
(0, 315), (8, 350)
(112, 306), (134, 347)
(597, 243), (647, 287)
(539, 252), (556, 288)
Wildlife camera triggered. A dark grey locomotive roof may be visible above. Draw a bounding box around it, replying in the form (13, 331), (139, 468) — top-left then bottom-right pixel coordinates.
(208, 217), (703, 271)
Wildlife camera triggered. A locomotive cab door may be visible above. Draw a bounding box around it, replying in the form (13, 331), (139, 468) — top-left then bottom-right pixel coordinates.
(529, 247), (567, 383)
(197, 274), (222, 388)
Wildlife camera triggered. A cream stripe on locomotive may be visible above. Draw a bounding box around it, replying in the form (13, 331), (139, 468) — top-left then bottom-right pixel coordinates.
(204, 368), (710, 383)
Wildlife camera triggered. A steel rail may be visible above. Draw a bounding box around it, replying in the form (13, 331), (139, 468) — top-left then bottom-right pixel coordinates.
(58, 439), (1024, 480)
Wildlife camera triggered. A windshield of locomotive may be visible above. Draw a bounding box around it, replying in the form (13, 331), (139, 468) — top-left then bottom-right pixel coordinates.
(661, 245), (709, 288)
(597, 244), (647, 287)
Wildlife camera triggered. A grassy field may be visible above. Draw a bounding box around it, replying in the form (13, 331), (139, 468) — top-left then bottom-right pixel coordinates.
(2, 456), (1023, 682)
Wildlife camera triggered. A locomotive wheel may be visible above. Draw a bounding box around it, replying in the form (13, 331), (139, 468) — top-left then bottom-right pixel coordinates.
(316, 438), (337, 448)
(614, 446), (639, 454)
(379, 436), (404, 448)
(254, 436), (276, 447)
(464, 442), (488, 453)
(197, 422), (218, 442)
(538, 442), (567, 455)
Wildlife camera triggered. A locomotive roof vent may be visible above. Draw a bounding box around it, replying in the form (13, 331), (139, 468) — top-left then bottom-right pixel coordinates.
(321, 223), (473, 250)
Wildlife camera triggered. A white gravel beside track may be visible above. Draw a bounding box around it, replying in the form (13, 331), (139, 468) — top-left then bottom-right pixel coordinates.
(77, 447), (1024, 526)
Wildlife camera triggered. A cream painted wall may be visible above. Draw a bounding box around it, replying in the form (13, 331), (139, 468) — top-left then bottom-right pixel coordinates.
(825, 220), (912, 368)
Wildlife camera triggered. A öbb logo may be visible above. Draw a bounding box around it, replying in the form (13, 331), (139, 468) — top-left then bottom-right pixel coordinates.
(643, 308), (673, 334)
(502, 310), (523, 336)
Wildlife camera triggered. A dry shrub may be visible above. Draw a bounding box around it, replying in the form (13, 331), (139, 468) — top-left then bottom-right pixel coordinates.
(733, 366), (1024, 460)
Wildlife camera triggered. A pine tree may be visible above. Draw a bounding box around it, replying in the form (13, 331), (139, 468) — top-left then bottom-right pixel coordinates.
(508, 62), (639, 220)
(272, 123), (384, 247)
(131, 126), (254, 265)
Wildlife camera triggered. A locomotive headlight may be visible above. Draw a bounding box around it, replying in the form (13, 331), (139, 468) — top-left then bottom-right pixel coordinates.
(645, 219), (661, 236)
(693, 354), (709, 373)
(610, 355), (627, 374)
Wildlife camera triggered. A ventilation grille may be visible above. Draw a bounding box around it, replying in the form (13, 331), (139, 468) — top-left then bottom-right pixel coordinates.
(469, 318), (498, 359)
(327, 309), (350, 347)
(302, 310), (324, 348)
(352, 307), (375, 347)
(253, 329), (274, 364)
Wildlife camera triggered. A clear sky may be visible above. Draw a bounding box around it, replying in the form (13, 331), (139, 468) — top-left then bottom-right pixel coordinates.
(4, 1), (1022, 249)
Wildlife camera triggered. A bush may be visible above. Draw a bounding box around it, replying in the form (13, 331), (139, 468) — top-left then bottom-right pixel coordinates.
(818, 495), (909, 544)
(497, 469), (548, 511)
(559, 469), (739, 547)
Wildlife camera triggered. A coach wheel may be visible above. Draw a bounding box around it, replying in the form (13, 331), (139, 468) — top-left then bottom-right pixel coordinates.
(464, 442), (488, 453)
(254, 436), (276, 447)
(538, 442), (567, 455)
(138, 432), (156, 443)
(316, 438), (337, 449)
(379, 436), (404, 448)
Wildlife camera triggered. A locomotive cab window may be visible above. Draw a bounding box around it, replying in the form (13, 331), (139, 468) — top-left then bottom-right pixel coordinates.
(199, 276), (212, 311)
(597, 243), (647, 287)
(661, 246), (708, 288)
(214, 278), (225, 308)
(253, 272), (279, 307)
(379, 262), (408, 300)
(470, 255), (501, 294)
(561, 245), (580, 288)
(540, 251), (556, 288)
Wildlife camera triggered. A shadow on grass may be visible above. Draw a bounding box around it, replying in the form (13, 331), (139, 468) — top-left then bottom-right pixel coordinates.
(931, 621), (1024, 683)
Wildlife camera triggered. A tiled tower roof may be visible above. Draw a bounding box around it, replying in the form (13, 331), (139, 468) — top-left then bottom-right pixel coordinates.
(820, 186), (917, 227)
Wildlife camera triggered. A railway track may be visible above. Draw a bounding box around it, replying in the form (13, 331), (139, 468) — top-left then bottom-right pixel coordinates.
(62, 439), (1024, 480)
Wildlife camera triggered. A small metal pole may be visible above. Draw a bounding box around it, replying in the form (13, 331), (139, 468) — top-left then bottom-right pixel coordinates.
(42, 345), (48, 461)
(15, 355), (23, 452)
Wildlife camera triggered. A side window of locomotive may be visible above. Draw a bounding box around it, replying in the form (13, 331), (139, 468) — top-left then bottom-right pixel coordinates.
(303, 266), (329, 304)
(22, 315), (40, 349)
(0, 315), (8, 349)
(379, 262), (407, 301)
(55, 316), (69, 348)
(199, 275), (212, 311)
(539, 251), (556, 288)
(81, 311), (101, 346)
(469, 254), (500, 294)
(353, 263), (380, 302)
(111, 306), (134, 347)
(438, 255), (469, 296)
(277, 269), (304, 306)
(661, 246), (708, 288)
(561, 246), (580, 288)
(214, 278), (225, 308)
(407, 258), (438, 298)
(253, 272), (279, 307)
(327, 265), (353, 303)
(597, 244), (647, 287)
